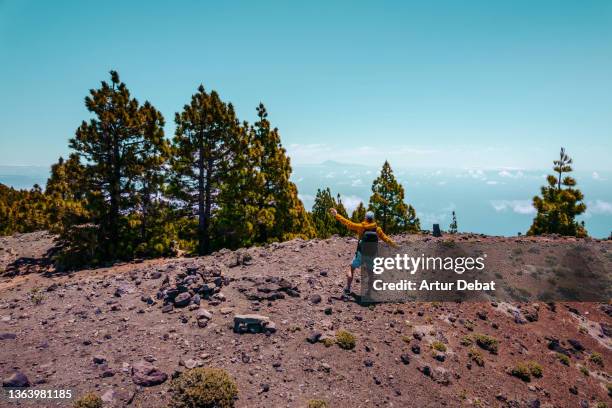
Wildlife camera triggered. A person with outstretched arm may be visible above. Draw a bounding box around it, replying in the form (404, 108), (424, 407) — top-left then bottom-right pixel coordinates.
(329, 208), (398, 298)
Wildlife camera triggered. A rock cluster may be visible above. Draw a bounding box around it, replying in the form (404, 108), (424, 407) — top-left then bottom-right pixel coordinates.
(236, 276), (300, 301)
(155, 265), (230, 311)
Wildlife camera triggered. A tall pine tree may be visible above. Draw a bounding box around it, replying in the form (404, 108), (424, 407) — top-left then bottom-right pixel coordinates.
(368, 161), (420, 234)
(528, 148), (587, 237)
(170, 86), (239, 255)
(69, 70), (168, 260)
(250, 103), (314, 242)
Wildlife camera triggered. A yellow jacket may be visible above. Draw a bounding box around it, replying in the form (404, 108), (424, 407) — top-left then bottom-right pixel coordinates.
(334, 213), (397, 247)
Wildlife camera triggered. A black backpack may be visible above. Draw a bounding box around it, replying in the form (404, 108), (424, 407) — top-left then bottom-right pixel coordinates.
(359, 228), (379, 257)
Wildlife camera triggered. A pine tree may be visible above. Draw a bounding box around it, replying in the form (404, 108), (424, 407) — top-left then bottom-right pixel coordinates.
(213, 122), (261, 249)
(133, 101), (171, 252)
(528, 148), (587, 237)
(350, 202), (366, 222)
(250, 103), (314, 242)
(45, 154), (89, 233)
(449, 211), (458, 234)
(368, 161), (420, 234)
(310, 188), (349, 238)
(69, 70), (168, 260)
(170, 86), (239, 255)
(311, 188), (338, 238)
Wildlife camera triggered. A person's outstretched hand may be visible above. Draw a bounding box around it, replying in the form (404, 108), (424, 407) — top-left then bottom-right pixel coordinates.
(329, 208), (338, 217)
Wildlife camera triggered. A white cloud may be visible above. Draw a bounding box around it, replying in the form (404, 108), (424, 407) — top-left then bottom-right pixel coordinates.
(490, 200), (535, 215)
(468, 169), (487, 180)
(587, 200), (612, 215)
(498, 170), (524, 178)
(286, 143), (437, 166)
(351, 178), (363, 187)
(437, 180), (447, 186)
(592, 171), (606, 181)
(339, 195), (365, 213)
(486, 180), (499, 185)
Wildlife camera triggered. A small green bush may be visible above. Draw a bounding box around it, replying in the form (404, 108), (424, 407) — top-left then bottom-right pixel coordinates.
(528, 361), (543, 378)
(460, 336), (473, 346)
(73, 393), (103, 408)
(474, 334), (498, 354)
(468, 347), (484, 367)
(607, 383), (612, 397)
(595, 402), (607, 408)
(335, 330), (356, 350)
(511, 363), (532, 382)
(307, 400), (329, 408)
(580, 366), (590, 376)
(589, 352), (604, 367)
(169, 367), (238, 408)
(431, 341), (447, 352)
(511, 361), (542, 382)
(557, 353), (570, 366)
(322, 338), (335, 348)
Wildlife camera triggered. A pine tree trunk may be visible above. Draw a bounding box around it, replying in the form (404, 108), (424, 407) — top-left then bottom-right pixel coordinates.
(197, 142), (206, 255)
(108, 137), (121, 258)
(202, 157), (213, 254)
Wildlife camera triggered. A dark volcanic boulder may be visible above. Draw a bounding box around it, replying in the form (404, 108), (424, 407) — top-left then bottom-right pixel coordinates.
(131, 361), (167, 387)
(174, 292), (191, 308)
(2, 371), (30, 387)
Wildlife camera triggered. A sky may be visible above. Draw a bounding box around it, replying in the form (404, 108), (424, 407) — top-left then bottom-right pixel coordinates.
(1, 0), (612, 170)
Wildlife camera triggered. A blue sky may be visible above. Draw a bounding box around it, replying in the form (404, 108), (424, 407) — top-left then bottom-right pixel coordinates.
(1, 0), (612, 170)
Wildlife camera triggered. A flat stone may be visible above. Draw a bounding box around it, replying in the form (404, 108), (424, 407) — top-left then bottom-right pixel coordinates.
(131, 360), (167, 387)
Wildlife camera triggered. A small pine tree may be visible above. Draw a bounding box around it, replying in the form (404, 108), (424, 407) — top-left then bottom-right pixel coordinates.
(350, 202), (366, 223)
(528, 148), (587, 237)
(449, 211), (458, 234)
(368, 161), (420, 234)
(310, 188), (348, 238)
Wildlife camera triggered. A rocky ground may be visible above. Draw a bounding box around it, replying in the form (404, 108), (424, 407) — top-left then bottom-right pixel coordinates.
(0, 232), (610, 407)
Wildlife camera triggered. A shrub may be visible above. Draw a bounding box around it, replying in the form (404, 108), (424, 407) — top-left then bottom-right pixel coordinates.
(474, 334), (498, 354)
(73, 393), (103, 408)
(463, 320), (475, 331)
(169, 367), (238, 408)
(431, 341), (447, 352)
(528, 361), (543, 378)
(468, 348), (484, 367)
(335, 330), (356, 350)
(589, 352), (604, 367)
(29, 287), (44, 305)
(322, 338), (335, 348)
(511, 361), (542, 382)
(607, 383), (612, 397)
(307, 400), (329, 408)
(580, 366), (590, 376)
(557, 353), (570, 366)
(460, 336), (473, 346)
(511, 363), (532, 382)
(595, 403), (607, 408)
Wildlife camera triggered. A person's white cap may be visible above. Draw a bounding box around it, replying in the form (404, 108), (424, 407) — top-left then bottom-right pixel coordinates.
(365, 211), (375, 221)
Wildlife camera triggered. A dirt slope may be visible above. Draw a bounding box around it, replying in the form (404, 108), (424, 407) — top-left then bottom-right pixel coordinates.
(0, 232), (610, 407)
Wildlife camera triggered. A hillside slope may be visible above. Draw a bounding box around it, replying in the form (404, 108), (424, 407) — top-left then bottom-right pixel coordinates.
(0, 232), (610, 407)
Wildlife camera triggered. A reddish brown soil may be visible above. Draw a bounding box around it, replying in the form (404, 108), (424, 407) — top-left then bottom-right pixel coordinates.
(0, 232), (610, 407)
